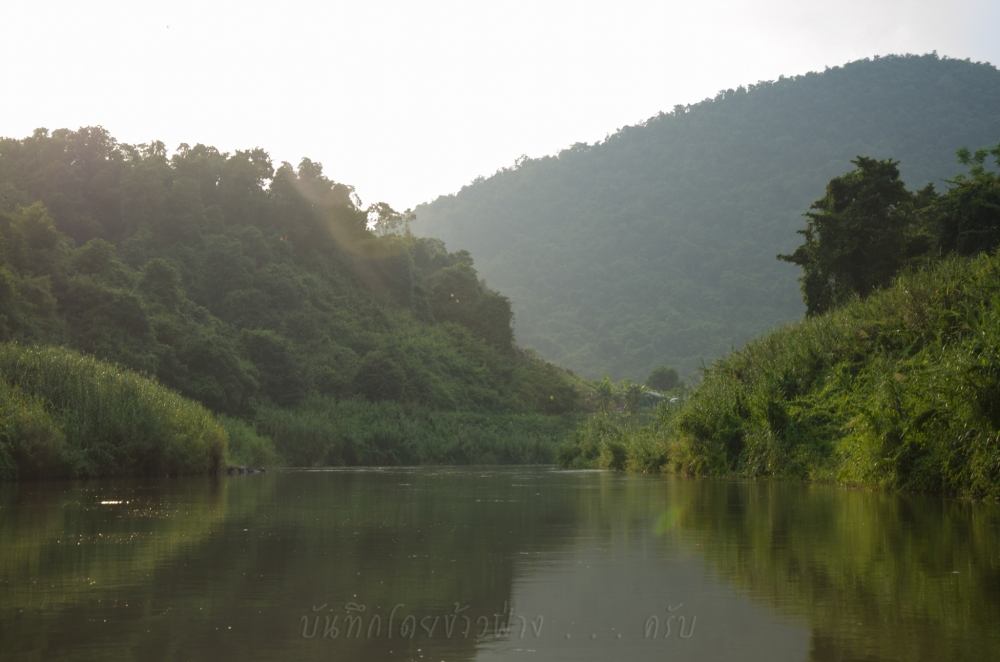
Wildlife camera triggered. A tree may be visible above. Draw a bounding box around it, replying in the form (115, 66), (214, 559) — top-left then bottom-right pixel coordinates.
(138, 258), (184, 309)
(595, 377), (615, 413)
(623, 381), (645, 415)
(241, 329), (307, 406)
(353, 351), (407, 401)
(369, 203), (413, 237)
(934, 145), (1000, 256)
(646, 366), (680, 391)
(779, 157), (920, 315)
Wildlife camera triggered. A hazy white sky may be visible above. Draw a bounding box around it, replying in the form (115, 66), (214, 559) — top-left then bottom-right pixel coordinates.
(3, 0), (998, 210)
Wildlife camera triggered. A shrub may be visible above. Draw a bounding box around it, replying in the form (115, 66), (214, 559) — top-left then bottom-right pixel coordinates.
(220, 416), (280, 467)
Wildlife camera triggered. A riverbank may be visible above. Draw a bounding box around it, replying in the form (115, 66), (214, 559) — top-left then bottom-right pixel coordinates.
(561, 252), (1000, 499)
(1, 343), (581, 480)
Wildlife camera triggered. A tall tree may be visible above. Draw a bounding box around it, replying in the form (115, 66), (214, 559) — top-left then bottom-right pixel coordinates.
(646, 366), (680, 391)
(779, 157), (921, 315)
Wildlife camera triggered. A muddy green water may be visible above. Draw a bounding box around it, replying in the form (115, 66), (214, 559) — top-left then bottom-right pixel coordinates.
(1, 468), (998, 661)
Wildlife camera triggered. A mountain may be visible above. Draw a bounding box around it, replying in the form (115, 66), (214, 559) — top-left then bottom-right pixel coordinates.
(414, 54), (1000, 380)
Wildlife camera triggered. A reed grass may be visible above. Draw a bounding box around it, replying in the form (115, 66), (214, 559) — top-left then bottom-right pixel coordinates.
(0, 344), (226, 478)
(255, 395), (578, 466)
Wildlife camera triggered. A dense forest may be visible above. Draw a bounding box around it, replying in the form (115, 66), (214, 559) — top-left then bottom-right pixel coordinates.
(0, 128), (585, 477)
(560, 146), (1000, 498)
(415, 54), (1000, 380)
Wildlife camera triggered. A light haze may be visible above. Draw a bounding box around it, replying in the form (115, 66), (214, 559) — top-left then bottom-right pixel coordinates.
(3, 0), (998, 211)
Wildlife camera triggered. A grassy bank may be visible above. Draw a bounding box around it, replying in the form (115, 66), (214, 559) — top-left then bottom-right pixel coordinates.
(0, 344), (226, 479)
(0, 343), (578, 478)
(562, 252), (1000, 498)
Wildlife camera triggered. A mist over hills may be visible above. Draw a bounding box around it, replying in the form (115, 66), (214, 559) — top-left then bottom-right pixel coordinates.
(415, 54), (1000, 380)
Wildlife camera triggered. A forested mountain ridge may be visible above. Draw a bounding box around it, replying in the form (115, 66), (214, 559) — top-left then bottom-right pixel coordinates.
(415, 53), (1000, 380)
(0, 128), (583, 474)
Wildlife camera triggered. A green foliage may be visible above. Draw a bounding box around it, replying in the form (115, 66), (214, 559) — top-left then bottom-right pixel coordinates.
(0, 344), (226, 478)
(352, 350), (407, 402)
(0, 127), (583, 474)
(645, 365), (680, 391)
(594, 377), (615, 413)
(623, 381), (645, 415)
(781, 147), (1000, 315)
(219, 416), (280, 468)
(565, 252), (1000, 498)
(936, 144), (1000, 256)
(256, 396), (578, 467)
(779, 157), (925, 315)
(138, 257), (184, 308)
(0, 382), (68, 479)
(240, 329), (307, 406)
(415, 54), (1000, 379)
(558, 410), (668, 473)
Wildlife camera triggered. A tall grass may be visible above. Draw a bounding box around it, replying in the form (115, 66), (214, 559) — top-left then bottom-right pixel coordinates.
(0, 381), (66, 478)
(255, 395), (578, 467)
(0, 344), (226, 478)
(563, 252), (1000, 498)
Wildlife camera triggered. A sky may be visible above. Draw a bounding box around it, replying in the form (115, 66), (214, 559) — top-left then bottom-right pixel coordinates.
(3, 0), (999, 212)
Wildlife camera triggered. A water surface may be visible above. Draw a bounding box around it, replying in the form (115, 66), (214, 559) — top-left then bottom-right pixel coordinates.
(1, 468), (998, 661)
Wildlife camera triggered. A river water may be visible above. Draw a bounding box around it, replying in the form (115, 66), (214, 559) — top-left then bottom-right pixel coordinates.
(1, 467), (998, 661)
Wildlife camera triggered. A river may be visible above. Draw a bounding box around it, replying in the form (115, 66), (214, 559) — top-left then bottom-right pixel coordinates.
(1, 467), (998, 661)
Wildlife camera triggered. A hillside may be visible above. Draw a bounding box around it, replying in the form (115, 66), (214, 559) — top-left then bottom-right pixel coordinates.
(0, 128), (584, 471)
(415, 54), (1000, 380)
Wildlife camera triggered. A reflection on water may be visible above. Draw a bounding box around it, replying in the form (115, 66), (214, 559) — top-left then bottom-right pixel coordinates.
(664, 479), (1000, 662)
(0, 469), (997, 661)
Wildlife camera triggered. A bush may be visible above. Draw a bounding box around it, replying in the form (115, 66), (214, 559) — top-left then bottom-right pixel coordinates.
(220, 416), (280, 467)
(646, 366), (680, 391)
